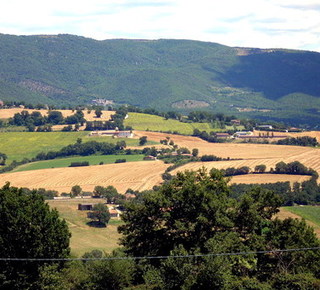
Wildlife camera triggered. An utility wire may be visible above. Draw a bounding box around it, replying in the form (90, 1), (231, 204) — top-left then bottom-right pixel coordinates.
(0, 247), (320, 262)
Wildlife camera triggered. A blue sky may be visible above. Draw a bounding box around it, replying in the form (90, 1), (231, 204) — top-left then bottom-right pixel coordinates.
(1, 0), (320, 51)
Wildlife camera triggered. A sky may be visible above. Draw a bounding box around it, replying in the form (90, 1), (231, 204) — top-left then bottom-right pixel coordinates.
(1, 0), (320, 52)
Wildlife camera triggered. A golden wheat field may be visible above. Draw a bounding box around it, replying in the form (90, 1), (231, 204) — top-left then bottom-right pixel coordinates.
(253, 130), (320, 142)
(230, 174), (311, 185)
(0, 108), (114, 121)
(135, 131), (320, 180)
(0, 161), (169, 193)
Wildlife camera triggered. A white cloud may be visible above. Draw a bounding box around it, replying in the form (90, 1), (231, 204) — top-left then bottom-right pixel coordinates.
(0, 0), (319, 51)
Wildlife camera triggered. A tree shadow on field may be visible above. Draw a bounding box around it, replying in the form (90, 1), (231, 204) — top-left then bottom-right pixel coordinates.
(86, 221), (106, 228)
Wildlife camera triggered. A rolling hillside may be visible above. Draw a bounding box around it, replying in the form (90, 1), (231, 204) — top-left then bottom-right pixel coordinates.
(1, 34), (320, 125)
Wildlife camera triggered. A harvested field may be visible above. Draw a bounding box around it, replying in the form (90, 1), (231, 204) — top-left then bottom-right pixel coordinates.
(230, 174), (311, 185)
(134, 131), (320, 180)
(0, 161), (169, 193)
(253, 130), (320, 142)
(0, 108), (114, 121)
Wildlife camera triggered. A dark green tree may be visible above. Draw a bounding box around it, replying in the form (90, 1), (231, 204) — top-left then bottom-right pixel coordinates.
(139, 136), (148, 146)
(89, 203), (111, 226)
(0, 153), (7, 165)
(71, 185), (82, 197)
(47, 111), (64, 125)
(0, 183), (70, 288)
(95, 109), (103, 118)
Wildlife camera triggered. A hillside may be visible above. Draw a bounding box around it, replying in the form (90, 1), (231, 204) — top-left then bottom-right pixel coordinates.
(1, 34), (320, 125)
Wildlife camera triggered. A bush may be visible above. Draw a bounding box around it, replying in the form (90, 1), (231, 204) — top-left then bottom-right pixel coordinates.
(69, 161), (89, 167)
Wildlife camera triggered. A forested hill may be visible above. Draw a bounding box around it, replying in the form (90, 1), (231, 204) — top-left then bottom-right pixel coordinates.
(1, 33), (320, 126)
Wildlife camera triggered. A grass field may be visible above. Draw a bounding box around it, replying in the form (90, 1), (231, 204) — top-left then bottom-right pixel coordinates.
(48, 198), (121, 257)
(278, 206), (320, 237)
(283, 206), (320, 228)
(13, 154), (145, 172)
(124, 112), (241, 135)
(0, 131), (145, 165)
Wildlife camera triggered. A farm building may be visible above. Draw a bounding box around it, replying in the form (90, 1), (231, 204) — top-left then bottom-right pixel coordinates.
(230, 119), (241, 126)
(234, 131), (253, 137)
(256, 125), (273, 130)
(216, 133), (231, 138)
(89, 130), (133, 138)
(143, 155), (157, 160)
(78, 203), (94, 211)
(109, 209), (120, 218)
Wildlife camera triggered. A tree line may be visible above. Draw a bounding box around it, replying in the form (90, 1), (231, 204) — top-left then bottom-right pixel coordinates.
(277, 136), (318, 147)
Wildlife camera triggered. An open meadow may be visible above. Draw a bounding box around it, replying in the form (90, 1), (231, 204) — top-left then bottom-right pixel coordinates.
(48, 198), (121, 256)
(0, 131), (145, 165)
(13, 154), (145, 172)
(124, 112), (242, 135)
(0, 161), (169, 193)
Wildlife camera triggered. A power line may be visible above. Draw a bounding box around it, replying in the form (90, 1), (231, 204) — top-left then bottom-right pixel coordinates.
(0, 247), (320, 262)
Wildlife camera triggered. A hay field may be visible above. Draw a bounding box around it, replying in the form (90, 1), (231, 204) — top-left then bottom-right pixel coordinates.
(252, 130), (320, 142)
(48, 198), (121, 256)
(0, 161), (169, 193)
(134, 131), (320, 182)
(0, 108), (114, 121)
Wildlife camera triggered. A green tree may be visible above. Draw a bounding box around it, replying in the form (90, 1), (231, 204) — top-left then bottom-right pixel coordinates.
(89, 203), (111, 226)
(48, 111), (64, 125)
(139, 136), (148, 146)
(254, 164), (267, 173)
(192, 148), (199, 157)
(104, 185), (119, 203)
(119, 168), (320, 288)
(71, 185), (82, 197)
(0, 183), (70, 288)
(0, 152), (7, 165)
(95, 109), (103, 118)
(119, 168), (233, 257)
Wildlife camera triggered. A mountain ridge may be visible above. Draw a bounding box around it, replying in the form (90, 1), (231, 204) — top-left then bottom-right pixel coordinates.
(1, 33), (320, 126)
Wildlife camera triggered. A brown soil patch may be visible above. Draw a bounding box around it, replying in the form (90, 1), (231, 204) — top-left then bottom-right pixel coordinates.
(0, 108), (114, 122)
(0, 161), (169, 194)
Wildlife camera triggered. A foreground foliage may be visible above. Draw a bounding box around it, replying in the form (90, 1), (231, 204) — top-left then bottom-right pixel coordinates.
(118, 169), (320, 288)
(0, 183), (70, 289)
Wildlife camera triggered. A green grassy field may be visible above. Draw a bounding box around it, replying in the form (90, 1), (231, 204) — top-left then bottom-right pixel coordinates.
(48, 199), (122, 257)
(13, 154), (145, 172)
(284, 206), (320, 230)
(124, 112), (237, 135)
(0, 131), (146, 165)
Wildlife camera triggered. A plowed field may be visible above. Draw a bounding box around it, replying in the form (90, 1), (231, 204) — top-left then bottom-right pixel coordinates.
(0, 161), (169, 193)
